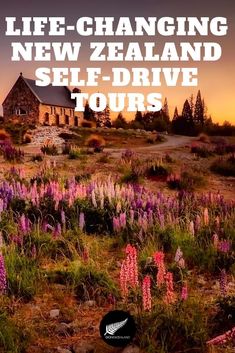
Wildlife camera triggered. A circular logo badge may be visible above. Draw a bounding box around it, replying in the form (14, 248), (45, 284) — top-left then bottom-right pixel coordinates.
(99, 310), (136, 347)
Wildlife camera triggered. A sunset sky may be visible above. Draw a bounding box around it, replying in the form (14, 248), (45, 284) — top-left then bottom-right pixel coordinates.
(0, 0), (234, 124)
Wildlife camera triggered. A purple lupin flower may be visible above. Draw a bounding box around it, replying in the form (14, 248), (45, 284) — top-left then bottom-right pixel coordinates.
(18, 214), (31, 235)
(79, 212), (85, 232)
(219, 240), (231, 253)
(119, 212), (126, 228)
(0, 254), (7, 294)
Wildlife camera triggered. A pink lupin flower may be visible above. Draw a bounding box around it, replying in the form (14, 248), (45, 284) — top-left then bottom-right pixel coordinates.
(119, 212), (127, 228)
(174, 247), (183, 262)
(189, 221), (195, 236)
(125, 244), (139, 287)
(203, 208), (209, 226)
(142, 275), (152, 311)
(119, 244), (139, 298)
(113, 217), (120, 232)
(212, 233), (219, 249)
(79, 212), (85, 232)
(164, 272), (176, 304)
(153, 251), (166, 287)
(181, 283), (188, 301)
(195, 214), (201, 232)
(207, 326), (235, 346)
(120, 260), (128, 298)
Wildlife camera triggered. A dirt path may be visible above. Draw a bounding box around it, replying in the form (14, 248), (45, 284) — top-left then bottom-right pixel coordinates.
(106, 135), (195, 157)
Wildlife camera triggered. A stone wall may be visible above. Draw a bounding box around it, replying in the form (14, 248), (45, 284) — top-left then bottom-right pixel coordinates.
(3, 76), (40, 124)
(39, 104), (82, 126)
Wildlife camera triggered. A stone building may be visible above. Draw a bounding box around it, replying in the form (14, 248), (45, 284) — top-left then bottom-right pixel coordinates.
(2, 73), (82, 126)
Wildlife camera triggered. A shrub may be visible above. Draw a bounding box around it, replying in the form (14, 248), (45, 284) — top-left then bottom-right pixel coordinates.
(165, 153), (174, 163)
(97, 152), (110, 163)
(0, 141), (24, 162)
(22, 132), (32, 144)
(41, 143), (58, 156)
(167, 170), (206, 191)
(74, 173), (91, 183)
(58, 132), (77, 141)
(121, 149), (136, 162)
(62, 143), (71, 155)
(120, 169), (141, 184)
(147, 162), (171, 178)
(81, 120), (95, 128)
(4, 247), (40, 301)
(146, 137), (155, 144)
(211, 155), (235, 177)
(198, 133), (210, 143)
(85, 134), (105, 152)
(191, 144), (214, 158)
(212, 296), (235, 334)
(68, 146), (83, 159)
(4, 123), (33, 145)
(0, 310), (29, 353)
(156, 134), (166, 143)
(136, 299), (207, 353)
(32, 153), (44, 162)
(0, 129), (10, 141)
(70, 262), (117, 304)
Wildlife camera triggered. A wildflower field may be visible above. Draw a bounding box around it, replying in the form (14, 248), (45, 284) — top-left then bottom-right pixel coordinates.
(0, 134), (234, 353)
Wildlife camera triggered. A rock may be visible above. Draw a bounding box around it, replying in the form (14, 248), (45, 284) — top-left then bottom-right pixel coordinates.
(57, 348), (72, 353)
(121, 345), (140, 353)
(72, 342), (95, 353)
(50, 309), (60, 318)
(84, 300), (96, 307)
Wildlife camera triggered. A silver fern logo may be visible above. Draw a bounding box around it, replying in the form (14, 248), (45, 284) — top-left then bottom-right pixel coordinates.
(100, 310), (136, 347)
(104, 318), (128, 336)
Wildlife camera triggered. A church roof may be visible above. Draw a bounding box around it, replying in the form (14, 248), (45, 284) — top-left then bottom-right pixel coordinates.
(22, 76), (76, 108)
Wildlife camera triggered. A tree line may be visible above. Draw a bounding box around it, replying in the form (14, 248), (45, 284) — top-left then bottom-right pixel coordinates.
(83, 90), (235, 136)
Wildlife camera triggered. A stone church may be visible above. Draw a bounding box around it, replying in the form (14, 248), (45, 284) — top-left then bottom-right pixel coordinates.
(2, 73), (82, 126)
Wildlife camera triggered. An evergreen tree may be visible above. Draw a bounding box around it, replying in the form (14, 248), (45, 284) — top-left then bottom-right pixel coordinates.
(189, 94), (194, 116)
(173, 106), (179, 120)
(135, 110), (143, 123)
(113, 112), (128, 129)
(194, 90), (204, 125)
(103, 105), (111, 128)
(162, 97), (170, 120)
(182, 99), (193, 122)
(95, 111), (104, 127)
(83, 101), (95, 121)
